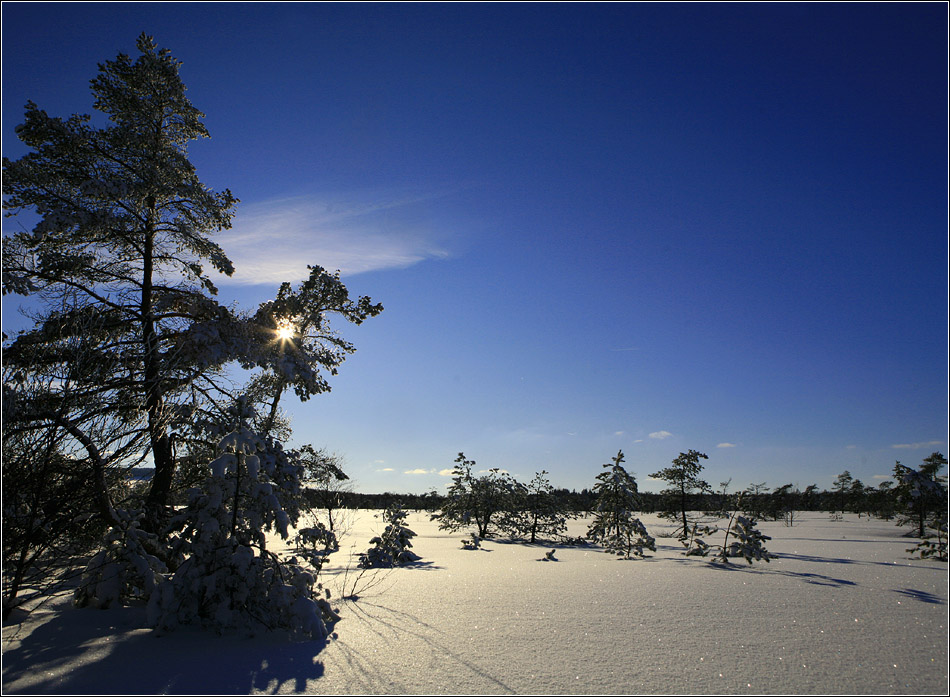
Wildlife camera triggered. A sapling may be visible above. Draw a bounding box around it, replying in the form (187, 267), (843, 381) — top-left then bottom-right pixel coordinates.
(587, 452), (655, 559)
(681, 494), (772, 565)
(295, 520), (339, 571)
(358, 503), (421, 568)
(461, 533), (483, 550)
(682, 522), (719, 557)
(907, 517), (948, 562)
(714, 493), (772, 565)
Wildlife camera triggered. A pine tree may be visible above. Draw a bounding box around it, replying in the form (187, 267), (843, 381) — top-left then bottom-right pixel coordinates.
(894, 453), (948, 542)
(650, 449), (710, 538)
(682, 492), (772, 565)
(832, 471), (854, 514)
(3, 35), (381, 631)
(502, 470), (568, 543)
(432, 453), (519, 538)
(587, 451), (655, 558)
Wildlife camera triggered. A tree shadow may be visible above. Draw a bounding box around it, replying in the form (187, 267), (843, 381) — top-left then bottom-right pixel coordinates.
(774, 551), (944, 571)
(893, 588), (945, 604)
(401, 560), (443, 570)
(771, 570), (858, 587)
(331, 596), (517, 694)
(2, 598), (327, 695)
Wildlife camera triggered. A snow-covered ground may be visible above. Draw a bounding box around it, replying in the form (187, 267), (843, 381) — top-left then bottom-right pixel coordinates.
(2, 512), (947, 695)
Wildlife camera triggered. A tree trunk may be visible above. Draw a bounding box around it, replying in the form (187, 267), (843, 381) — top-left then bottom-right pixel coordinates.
(680, 484), (688, 536)
(140, 216), (175, 533)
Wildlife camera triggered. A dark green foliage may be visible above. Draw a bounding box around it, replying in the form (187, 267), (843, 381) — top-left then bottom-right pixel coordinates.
(831, 471), (855, 513)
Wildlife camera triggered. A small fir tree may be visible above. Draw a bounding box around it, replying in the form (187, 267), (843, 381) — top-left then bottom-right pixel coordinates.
(681, 492), (772, 565)
(587, 451), (655, 558)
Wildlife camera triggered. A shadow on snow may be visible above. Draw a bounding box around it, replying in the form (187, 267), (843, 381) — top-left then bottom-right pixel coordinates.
(2, 597), (327, 695)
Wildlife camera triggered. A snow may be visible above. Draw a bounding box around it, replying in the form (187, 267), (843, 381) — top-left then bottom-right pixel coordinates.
(3, 512), (947, 695)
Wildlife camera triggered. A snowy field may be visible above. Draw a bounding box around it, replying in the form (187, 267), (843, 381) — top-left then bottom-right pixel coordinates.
(2, 511), (947, 695)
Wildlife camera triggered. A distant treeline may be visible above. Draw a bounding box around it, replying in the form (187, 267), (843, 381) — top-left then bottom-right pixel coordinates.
(323, 482), (907, 520)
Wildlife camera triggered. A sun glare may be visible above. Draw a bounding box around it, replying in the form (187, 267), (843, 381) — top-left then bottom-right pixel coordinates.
(275, 320), (296, 342)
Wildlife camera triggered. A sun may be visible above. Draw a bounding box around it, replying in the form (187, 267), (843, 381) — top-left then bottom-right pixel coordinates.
(275, 319), (296, 342)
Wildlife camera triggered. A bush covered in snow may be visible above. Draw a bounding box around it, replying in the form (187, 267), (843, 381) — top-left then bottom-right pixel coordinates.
(461, 533), (483, 550)
(142, 424), (340, 638)
(358, 503), (421, 568)
(73, 511), (166, 609)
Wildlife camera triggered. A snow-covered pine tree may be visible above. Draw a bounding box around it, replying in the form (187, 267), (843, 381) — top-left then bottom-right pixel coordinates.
(711, 493), (772, 565)
(894, 454), (948, 540)
(587, 451), (655, 558)
(895, 454), (948, 561)
(358, 503), (422, 568)
(721, 514), (772, 565)
(3, 35), (382, 631)
(461, 533), (482, 550)
(3, 33), (239, 534)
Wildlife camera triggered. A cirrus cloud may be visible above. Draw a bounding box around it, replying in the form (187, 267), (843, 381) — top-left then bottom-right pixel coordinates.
(891, 440), (943, 450)
(217, 191), (451, 285)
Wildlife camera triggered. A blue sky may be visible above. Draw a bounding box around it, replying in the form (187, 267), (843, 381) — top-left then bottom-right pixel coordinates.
(2, 2), (947, 494)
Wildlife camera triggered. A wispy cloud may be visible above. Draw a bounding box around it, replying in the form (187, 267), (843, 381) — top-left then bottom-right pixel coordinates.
(216, 191), (450, 285)
(404, 468), (432, 475)
(649, 430), (672, 440)
(891, 440), (943, 450)
(716, 442), (737, 448)
(437, 469), (455, 476)
(377, 467), (395, 472)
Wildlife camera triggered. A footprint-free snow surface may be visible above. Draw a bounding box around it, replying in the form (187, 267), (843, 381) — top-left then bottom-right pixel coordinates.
(2, 512), (947, 694)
